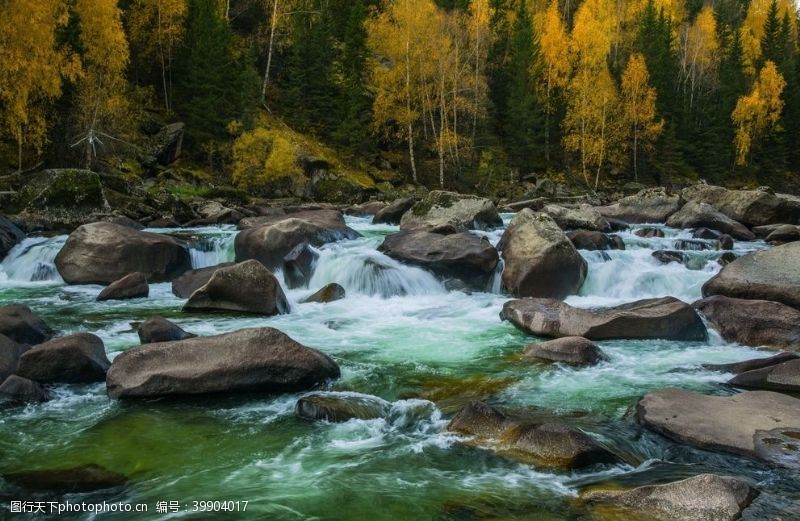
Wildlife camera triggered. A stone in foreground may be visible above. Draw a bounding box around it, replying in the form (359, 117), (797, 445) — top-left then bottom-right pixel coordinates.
(702, 242), (800, 309)
(106, 327), (340, 399)
(55, 222), (191, 284)
(522, 336), (608, 366)
(0, 305), (53, 345)
(295, 392), (390, 422)
(448, 401), (617, 469)
(693, 295), (800, 349)
(580, 473), (758, 521)
(499, 209), (587, 299)
(16, 333), (110, 383)
(0, 375), (49, 403)
(96, 272), (149, 301)
(183, 260), (289, 316)
(635, 388), (800, 464)
(502, 297), (706, 341)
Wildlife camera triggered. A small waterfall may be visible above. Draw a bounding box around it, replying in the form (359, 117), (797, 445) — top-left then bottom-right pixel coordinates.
(308, 242), (444, 298)
(0, 236), (66, 284)
(187, 234), (236, 269)
(489, 258), (505, 294)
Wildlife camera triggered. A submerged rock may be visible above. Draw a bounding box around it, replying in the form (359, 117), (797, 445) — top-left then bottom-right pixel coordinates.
(693, 295), (800, 349)
(580, 473), (758, 521)
(635, 388), (800, 463)
(400, 191), (502, 232)
(704, 352), (799, 374)
(522, 336), (608, 366)
(96, 272), (149, 301)
(295, 392), (391, 422)
(702, 242), (800, 309)
(380, 230), (498, 287)
(499, 209), (587, 299)
(596, 189), (681, 224)
(652, 250), (685, 265)
(183, 260), (289, 316)
(666, 201), (755, 241)
(302, 283), (346, 304)
(16, 333), (110, 383)
(673, 239), (711, 251)
(448, 401), (618, 469)
(634, 227), (664, 238)
(235, 210), (359, 271)
(283, 242), (319, 289)
(373, 197), (417, 225)
(0, 375), (49, 404)
(729, 359), (800, 393)
(542, 204), (611, 232)
(134, 316), (195, 344)
(55, 222), (191, 284)
(106, 327), (340, 399)
(502, 297), (706, 341)
(0, 305), (53, 345)
(3, 464), (128, 492)
(171, 262), (234, 298)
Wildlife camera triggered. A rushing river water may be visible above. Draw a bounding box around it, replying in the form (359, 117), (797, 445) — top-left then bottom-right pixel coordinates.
(0, 215), (796, 520)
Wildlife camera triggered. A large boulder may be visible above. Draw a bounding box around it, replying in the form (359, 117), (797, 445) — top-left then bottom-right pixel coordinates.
(96, 272), (149, 301)
(766, 224), (800, 244)
(171, 262), (234, 298)
(55, 222), (191, 284)
(373, 197), (417, 225)
(142, 122), (184, 167)
(302, 283), (346, 304)
(235, 210), (359, 271)
(106, 327), (340, 399)
(399, 191), (502, 232)
(596, 188), (681, 223)
(522, 336), (608, 366)
(0, 375), (49, 404)
(183, 260), (289, 316)
(0, 215), (25, 261)
(693, 295), (800, 349)
(502, 297), (706, 341)
(0, 305), (53, 345)
(635, 388), (800, 463)
(447, 401), (617, 469)
(542, 204), (611, 232)
(134, 316), (195, 344)
(295, 391), (391, 422)
(702, 242), (800, 309)
(498, 209), (587, 299)
(566, 231), (625, 251)
(580, 474), (758, 521)
(666, 201), (755, 241)
(0, 334), (29, 382)
(729, 359), (800, 392)
(681, 184), (800, 227)
(16, 333), (110, 383)
(379, 231), (499, 287)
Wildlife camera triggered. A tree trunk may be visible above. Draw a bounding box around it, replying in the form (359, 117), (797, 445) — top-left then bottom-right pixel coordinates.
(158, 1), (169, 111)
(633, 126), (639, 181)
(16, 127), (23, 174)
(405, 39), (418, 184)
(261, 0), (280, 108)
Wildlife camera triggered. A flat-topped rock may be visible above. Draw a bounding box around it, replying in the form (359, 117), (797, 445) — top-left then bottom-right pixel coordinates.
(729, 359), (800, 393)
(666, 201), (755, 240)
(542, 204), (611, 232)
(502, 297), (706, 341)
(399, 191), (502, 232)
(596, 189), (681, 223)
(693, 295), (800, 349)
(704, 352), (799, 374)
(522, 336), (608, 366)
(635, 388), (800, 463)
(681, 184), (800, 227)
(295, 392), (391, 422)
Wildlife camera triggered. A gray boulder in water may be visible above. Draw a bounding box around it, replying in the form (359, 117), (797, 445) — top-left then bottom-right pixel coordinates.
(96, 272), (149, 301)
(693, 295), (800, 349)
(729, 359), (800, 393)
(502, 297), (706, 341)
(681, 184), (800, 227)
(183, 260), (289, 316)
(448, 401), (618, 469)
(0, 215), (25, 261)
(666, 201), (755, 240)
(523, 336), (608, 366)
(704, 352), (799, 374)
(580, 473), (758, 521)
(596, 188), (681, 223)
(295, 392), (391, 422)
(373, 197), (417, 225)
(302, 283), (346, 304)
(16, 333), (110, 383)
(171, 262), (234, 298)
(0, 334), (29, 382)
(134, 316), (195, 344)
(399, 191), (502, 232)
(0, 305), (53, 345)
(106, 327), (340, 399)
(0, 375), (49, 404)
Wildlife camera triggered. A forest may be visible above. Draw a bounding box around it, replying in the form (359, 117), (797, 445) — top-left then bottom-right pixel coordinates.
(1, 0), (800, 196)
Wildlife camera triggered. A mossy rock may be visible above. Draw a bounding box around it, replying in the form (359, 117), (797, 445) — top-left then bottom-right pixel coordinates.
(18, 169), (105, 210)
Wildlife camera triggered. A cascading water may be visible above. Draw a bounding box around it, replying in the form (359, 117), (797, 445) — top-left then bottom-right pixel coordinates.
(0, 236), (65, 284)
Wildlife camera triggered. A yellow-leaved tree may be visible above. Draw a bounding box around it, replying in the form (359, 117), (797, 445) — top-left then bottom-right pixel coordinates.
(620, 53), (663, 180)
(732, 61), (786, 166)
(0, 0), (79, 171)
(127, 0), (187, 111)
(678, 5), (720, 107)
(536, 0), (571, 162)
(73, 0), (132, 168)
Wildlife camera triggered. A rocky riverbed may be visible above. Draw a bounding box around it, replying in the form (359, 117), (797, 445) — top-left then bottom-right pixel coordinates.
(1, 185), (799, 520)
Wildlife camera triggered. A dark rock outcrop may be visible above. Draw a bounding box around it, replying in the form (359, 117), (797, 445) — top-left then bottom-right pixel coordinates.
(522, 336), (608, 366)
(183, 260), (289, 316)
(0, 215), (25, 261)
(0, 334), (29, 382)
(729, 359), (800, 392)
(0, 305), (53, 345)
(16, 333), (110, 383)
(448, 401), (617, 469)
(499, 209), (587, 299)
(134, 316), (195, 344)
(106, 327), (340, 399)
(55, 222), (191, 284)
(0, 375), (49, 404)
(766, 224), (800, 244)
(702, 242), (800, 309)
(171, 262), (234, 298)
(399, 191), (502, 232)
(566, 231), (625, 251)
(502, 297), (706, 341)
(282, 242), (319, 289)
(372, 197), (417, 225)
(96, 272), (149, 301)
(693, 295), (800, 349)
(302, 283), (346, 304)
